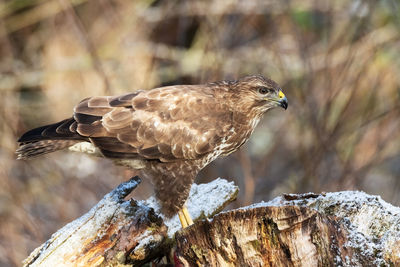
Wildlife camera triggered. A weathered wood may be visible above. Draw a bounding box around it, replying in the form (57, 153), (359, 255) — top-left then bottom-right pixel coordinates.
(175, 206), (353, 266)
(175, 191), (400, 266)
(23, 177), (400, 267)
(23, 177), (239, 267)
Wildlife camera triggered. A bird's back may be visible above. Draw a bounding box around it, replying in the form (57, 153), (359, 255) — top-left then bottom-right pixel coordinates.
(17, 84), (236, 165)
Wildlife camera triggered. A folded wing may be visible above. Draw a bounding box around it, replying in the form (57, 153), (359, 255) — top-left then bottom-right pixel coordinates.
(74, 86), (233, 162)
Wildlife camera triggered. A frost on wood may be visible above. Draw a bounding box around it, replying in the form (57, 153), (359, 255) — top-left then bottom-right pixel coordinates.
(175, 191), (400, 266)
(23, 177), (238, 267)
(262, 191), (400, 266)
(146, 178), (239, 237)
(23, 180), (399, 267)
(175, 205), (353, 266)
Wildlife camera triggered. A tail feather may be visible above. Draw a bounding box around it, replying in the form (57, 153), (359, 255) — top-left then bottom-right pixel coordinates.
(16, 140), (78, 159)
(18, 118), (81, 143)
(17, 118), (87, 159)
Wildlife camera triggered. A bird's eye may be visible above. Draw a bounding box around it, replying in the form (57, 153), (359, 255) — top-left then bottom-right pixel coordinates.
(258, 87), (270, 95)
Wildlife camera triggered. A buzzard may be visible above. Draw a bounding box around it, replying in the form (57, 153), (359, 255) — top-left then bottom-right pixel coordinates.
(17, 75), (288, 227)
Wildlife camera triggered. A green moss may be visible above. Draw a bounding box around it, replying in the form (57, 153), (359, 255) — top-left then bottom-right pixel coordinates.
(191, 244), (207, 259)
(249, 239), (261, 251)
(259, 217), (281, 249)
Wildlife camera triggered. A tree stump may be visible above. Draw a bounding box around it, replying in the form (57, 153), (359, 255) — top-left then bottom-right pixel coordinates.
(175, 192), (400, 266)
(22, 177), (239, 266)
(23, 178), (400, 266)
(176, 206), (352, 266)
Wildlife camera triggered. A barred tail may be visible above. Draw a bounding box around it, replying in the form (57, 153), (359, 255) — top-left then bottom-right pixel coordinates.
(16, 140), (79, 159)
(16, 118), (87, 159)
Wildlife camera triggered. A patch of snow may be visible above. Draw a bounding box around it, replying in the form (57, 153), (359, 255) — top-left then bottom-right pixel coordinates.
(25, 178), (142, 266)
(145, 178), (238, 237)
(239, 191), (400, 266)
(25, 177), (238, 266)
(128, 229), (164, 260)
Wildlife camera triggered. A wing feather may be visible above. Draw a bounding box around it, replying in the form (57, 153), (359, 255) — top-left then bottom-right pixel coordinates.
(109, 92), (141, 107)
(103, 108), (133, 131)
(75, 113), (102, 124)
(72, 86), (232, 162)
(77, 122), (108, 137)
(88, 96), (111, 108)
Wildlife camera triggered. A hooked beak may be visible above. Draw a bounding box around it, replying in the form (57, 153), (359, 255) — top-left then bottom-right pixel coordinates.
(278, 90), (288, 110)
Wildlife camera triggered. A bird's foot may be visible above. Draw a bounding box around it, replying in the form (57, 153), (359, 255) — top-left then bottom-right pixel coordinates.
(178, 205), (193, 228)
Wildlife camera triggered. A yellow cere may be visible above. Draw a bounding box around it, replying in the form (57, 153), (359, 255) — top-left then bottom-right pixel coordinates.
(278, 91), (285, 99)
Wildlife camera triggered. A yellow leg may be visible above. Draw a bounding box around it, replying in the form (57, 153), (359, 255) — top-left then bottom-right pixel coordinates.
(182, 205), (193, 226)
(178, 205), (193, 228)
(178, 210), (188, 228)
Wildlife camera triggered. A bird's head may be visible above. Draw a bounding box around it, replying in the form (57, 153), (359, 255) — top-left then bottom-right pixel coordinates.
(231, 75), (288, 113)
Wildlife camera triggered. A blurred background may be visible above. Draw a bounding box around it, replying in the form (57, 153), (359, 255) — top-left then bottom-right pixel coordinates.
(1, 0), (400, 265)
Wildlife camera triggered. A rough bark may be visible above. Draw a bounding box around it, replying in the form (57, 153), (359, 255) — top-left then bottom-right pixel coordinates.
(175, 191), (400, 266)
(23, 178), (400, 267)
(175, 206), (352, 266)
(23, 177), (239, 267)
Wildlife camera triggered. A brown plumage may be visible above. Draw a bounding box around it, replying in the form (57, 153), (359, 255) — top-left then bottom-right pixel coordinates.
(17, 75), (288, 217)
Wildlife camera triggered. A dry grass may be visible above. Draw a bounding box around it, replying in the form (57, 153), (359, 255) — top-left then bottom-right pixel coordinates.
(1, 0), (400, 265)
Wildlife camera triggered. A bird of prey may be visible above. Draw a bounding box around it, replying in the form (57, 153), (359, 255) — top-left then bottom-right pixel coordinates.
(17, 75), (288, 227)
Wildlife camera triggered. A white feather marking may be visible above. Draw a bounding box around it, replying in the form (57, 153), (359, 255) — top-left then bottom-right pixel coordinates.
(113, 159), (146, 169)
(69, 142), (101, 156)
(69, 142), (146, 169)
(250, 116), (261, 129)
